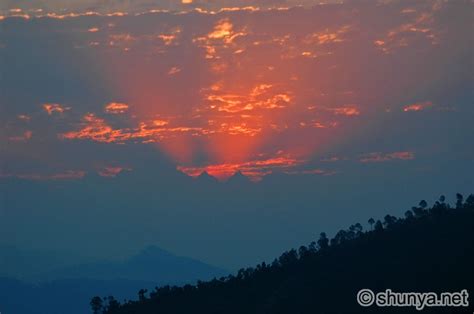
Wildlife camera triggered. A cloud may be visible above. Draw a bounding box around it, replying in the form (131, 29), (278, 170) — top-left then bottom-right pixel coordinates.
(403, 101), (433, 112)
(17, 114), (31, 122)
(177, 155), (301, 180)
(303, 25), (350, 45)
(43, 103), (70, 115)
(373, 3), (440, 54)
(331, 106), (360, 116)
(168, 67), (181, 75)
(359, 151), (415, 163)
(98, 166), (130, 177)
(193, 18), (247, 58)
(158, 28), (182, 46)
(0, 170), (85, 180)
(1, 0), (472, 189)
(105, 102), (129, 114)
(285, 168), (336, 176)
(60, 113), (129, 143)
(8, 130), (32, 142)
(204, 83), (291, 113)
(310, 105), (360, 117)
(59, 113), (202, 144)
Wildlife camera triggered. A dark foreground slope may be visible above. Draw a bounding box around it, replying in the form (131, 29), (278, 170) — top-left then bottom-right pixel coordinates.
(97, 194), (474, 314)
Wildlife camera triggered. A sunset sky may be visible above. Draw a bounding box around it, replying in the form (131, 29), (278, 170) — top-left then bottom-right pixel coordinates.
(1, 0), (473, 268)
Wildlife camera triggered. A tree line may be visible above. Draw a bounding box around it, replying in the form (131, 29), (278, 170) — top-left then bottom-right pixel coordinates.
(92, 193), (474, 314)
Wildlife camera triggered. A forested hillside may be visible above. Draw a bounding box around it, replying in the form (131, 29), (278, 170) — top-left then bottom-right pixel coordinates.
(93, 194), (474, 314)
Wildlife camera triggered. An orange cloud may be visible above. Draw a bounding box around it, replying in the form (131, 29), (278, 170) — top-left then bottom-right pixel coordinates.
(43, 103), (70, 115)
(60, 113), (130, 143)
(98, 166), (130, 177)
(310, 121), (339, 129)
(168, 67), (181, 75)
(403, 101), (433, 112)
(193, 18), (247, 58)
(88, 27), (99, 32)
(205, 83), (291, 113)
(303, 25), (350, 45)
(178, 156), (302, 181)
(60, 114), (201, 144)
(158, 27), (181, 46)
(311, 105), (360, 117)
(207, 19), (239, 42)
(105, 102), (129, 114)
(332, 106), (360, 116)
(374, 5), (439, 53)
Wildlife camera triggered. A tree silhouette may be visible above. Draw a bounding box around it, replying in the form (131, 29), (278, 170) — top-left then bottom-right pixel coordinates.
(367, 218), (375, 230)
(456, 193), (464, 209)
(412, 200), (428, 217)
(374, 220), (383, 232)
(466, 194), (474, 208)
(138, 289), (148, 302)
(90, 296), (103, 314)
(419, 199), (428, 209)
(105, 296), (120, 312)
(383, 214), (397, 228)
(317, 232), (329, 250)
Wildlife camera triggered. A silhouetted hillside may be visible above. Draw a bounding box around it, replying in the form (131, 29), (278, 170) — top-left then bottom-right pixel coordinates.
(95, 193), (474, 314)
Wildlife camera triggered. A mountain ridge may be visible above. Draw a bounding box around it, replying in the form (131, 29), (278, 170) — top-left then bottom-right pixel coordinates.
(98, 194), (474, 314)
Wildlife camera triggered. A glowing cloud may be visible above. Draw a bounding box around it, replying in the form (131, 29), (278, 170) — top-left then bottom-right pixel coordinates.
(374, 4), (440, 53)
(43, 103), (70, 115)
(8, 1), (465, 183)
(193, 18), (247, 58)
(105, 102), (129, 114)
(332, 106), (360, 116)
(98, 166), (130, 177)
(205, 83), (291, 113)
(403, 101), (433, 112)
(304, 25), (350, 45)
(168, 67), (181, 75)
(60, 114), (201, 144)
(178, 156), (302, 181)
(158, 28), (182, 46)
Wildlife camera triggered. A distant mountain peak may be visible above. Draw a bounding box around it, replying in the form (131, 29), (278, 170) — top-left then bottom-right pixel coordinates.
(226, 170), (250, 183)
(196, 171), (218, 182)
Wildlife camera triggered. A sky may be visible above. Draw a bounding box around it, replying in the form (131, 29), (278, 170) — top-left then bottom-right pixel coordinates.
(0, 0), (473, 270)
